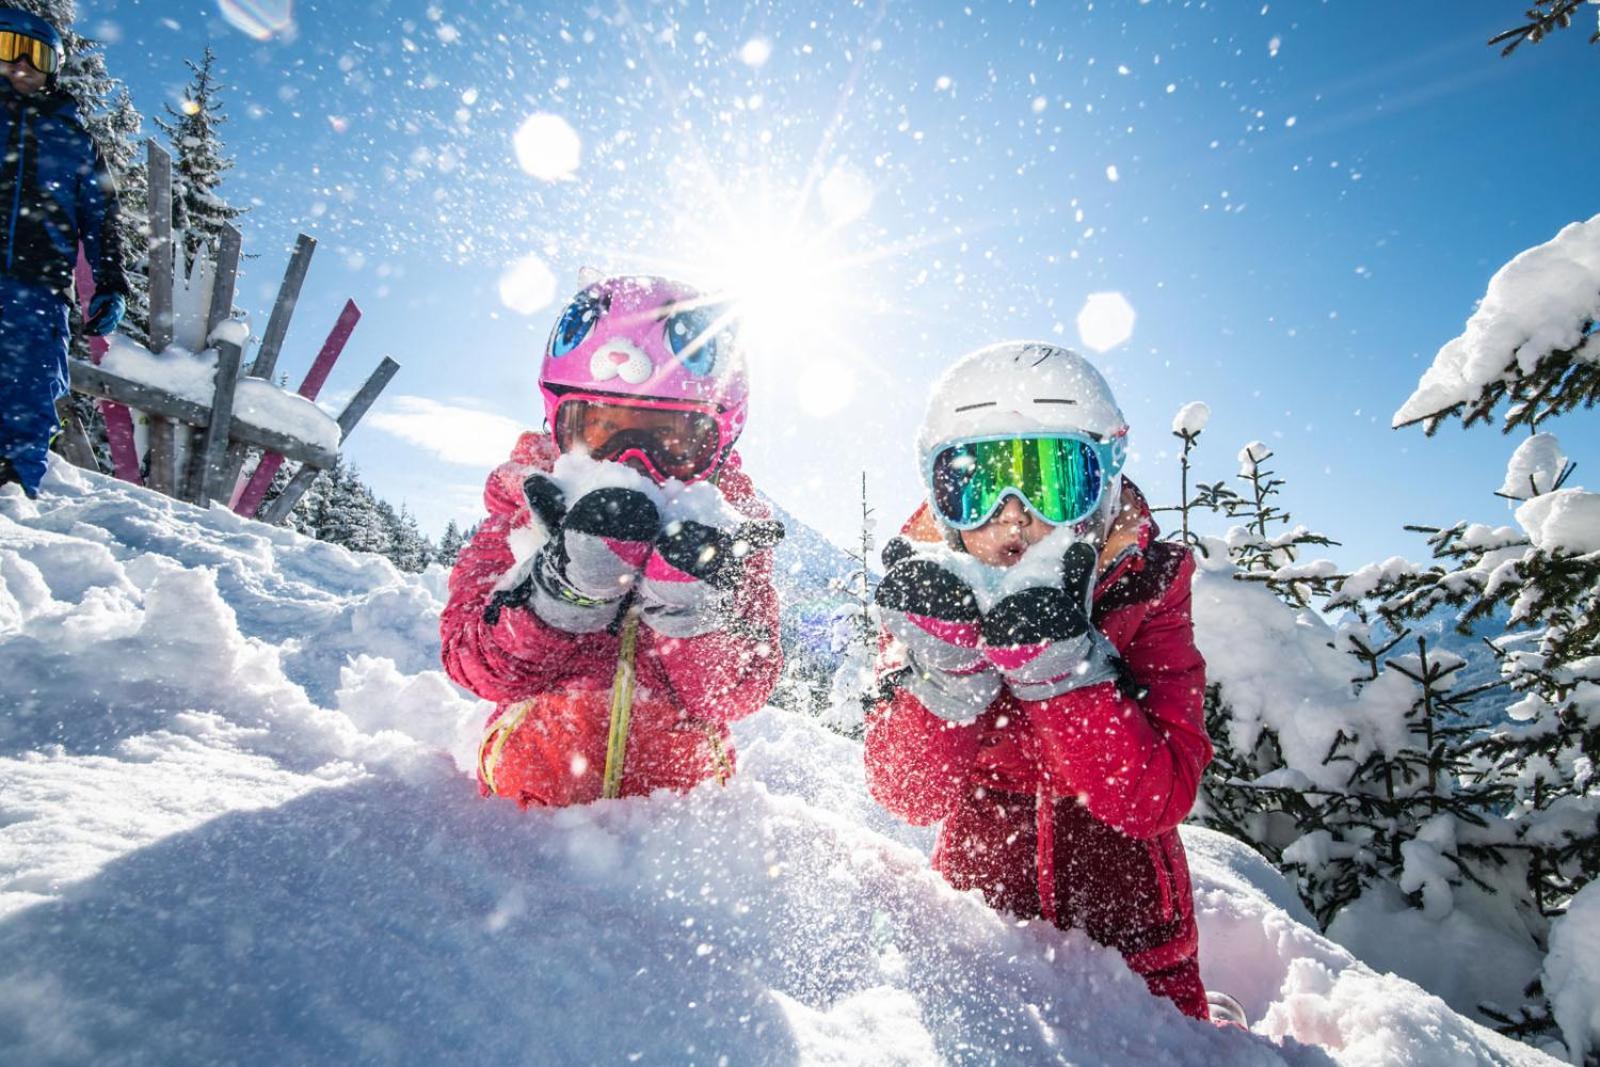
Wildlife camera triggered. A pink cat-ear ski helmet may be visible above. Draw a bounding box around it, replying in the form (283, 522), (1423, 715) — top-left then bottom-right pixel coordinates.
(537, 274), (750, 463)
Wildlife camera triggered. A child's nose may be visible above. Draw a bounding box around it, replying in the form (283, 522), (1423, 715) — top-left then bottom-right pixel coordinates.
(996, 496), (1030, 525)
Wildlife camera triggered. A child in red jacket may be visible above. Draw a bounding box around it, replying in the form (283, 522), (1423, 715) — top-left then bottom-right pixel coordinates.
(865, 341), (1226, 1022)
(440, 275), (783, 807)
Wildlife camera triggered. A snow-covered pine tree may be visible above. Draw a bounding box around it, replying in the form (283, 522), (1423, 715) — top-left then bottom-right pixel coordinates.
(154, 47), (244, 266)
(1156, 401), (1215, 548)
(1292, 626), (1509, 929)
(1383, 215), (1600, 1053)
(437, 520), (466, 566)
(384, 504), (435, 573)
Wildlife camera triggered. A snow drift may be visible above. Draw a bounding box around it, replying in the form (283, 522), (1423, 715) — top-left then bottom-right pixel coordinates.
(0, 462), (1557, 1065)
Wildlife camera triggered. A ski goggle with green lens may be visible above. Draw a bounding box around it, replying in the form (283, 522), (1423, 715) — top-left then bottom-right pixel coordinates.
(928, 432), (1127, 531)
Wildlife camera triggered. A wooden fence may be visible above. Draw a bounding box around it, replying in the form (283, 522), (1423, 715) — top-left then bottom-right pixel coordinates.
(64, 139), (399, 524)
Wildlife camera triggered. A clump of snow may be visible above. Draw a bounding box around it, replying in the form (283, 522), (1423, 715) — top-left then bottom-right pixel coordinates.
(1331, 557), (1420, 604)
(207, 317), (252, 348)
(1239, 441), (1273, 477)
(97, 335), (342, 453)
(234, 379), (342, 451)
(547, 451), (744, 530)
(1173, 401), (1212, 436)
(1499, 434), (1571, 500)
(0, 463), (1561, 1065)
(1190, 557), (1364, 787)
(1515, 488), (1600, 555)
(1394, 214), (1600, 428)
(101, 334), (218, 405)
(1544, 881), (1600, 1065)
(880, 524), (1089, 614)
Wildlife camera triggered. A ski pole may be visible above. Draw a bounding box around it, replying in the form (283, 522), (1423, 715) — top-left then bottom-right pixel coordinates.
(601, 605), (642, 799)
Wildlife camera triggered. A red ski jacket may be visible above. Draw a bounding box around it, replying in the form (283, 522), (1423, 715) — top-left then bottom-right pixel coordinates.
(440, 432), (782, 807)
(865, 482), (1214, 1018)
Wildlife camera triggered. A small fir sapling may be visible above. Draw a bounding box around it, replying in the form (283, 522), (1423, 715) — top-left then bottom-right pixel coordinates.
(823, 472), (877, 739)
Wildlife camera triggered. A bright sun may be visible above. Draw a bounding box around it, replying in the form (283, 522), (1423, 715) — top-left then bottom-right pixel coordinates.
(658, 183), (886, 419)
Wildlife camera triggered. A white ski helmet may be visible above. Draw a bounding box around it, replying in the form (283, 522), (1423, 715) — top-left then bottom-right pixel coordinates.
(916, 341), (1130, 540)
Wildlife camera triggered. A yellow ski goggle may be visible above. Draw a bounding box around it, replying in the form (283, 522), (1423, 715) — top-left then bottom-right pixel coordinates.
(0, 32), (60, 75)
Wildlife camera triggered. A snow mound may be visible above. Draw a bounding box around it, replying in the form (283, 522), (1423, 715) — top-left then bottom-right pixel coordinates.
(1544, 882), (1600, 1065)
(0, 463), (1556, 1065)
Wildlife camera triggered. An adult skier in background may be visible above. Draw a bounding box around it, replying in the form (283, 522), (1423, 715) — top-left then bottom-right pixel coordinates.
(865, 342), (1239, 1024)
(0, 8), (127, 497)
(441, 275), (783, 807)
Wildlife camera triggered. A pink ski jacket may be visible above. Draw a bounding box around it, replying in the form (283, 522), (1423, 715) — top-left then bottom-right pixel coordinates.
(441, 432), (782, 807)
(864, 482), (1214, 1017)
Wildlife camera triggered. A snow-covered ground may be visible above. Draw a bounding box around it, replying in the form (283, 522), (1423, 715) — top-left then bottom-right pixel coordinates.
(0, 462), (1557, 1065)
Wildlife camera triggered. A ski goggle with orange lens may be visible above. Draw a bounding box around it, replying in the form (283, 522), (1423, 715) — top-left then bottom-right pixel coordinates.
(554, 394), (725, 484)
(928, 433), (1127, 531)
(0, 32), (60, 74)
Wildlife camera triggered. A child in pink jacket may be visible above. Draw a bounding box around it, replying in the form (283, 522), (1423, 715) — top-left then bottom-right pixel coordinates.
(865, 342), (1234, 1023)
(440, 275), (782, 807)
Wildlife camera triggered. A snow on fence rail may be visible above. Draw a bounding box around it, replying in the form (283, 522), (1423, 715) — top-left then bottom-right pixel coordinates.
(63, 139), (399, 521)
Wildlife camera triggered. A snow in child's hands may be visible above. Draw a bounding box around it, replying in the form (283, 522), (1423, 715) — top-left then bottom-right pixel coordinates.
(895, 525), (1090, 614)
(502, 455), (747, 588)
(549, 452), (743, 529)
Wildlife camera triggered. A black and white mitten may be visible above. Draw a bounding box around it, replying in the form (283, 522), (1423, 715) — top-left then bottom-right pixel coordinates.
(874, 537), (1001, 724)
(979, 541), (1121, 701)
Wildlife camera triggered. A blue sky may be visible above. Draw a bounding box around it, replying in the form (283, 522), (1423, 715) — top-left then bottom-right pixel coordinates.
(82, 0), (1600, 568)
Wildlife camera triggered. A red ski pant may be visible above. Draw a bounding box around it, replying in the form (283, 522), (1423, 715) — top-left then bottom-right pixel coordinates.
(936, 788), (1209, 1021)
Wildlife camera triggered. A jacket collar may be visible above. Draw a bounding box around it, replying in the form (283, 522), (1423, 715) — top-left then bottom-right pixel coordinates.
(1094, 478), (1157, 595)
(0, 78), (73, 119)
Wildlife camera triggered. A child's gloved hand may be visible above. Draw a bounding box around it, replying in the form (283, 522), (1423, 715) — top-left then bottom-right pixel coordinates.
(637, 517), (784, 637)
(485, 473), (660, 633)
(979, 540), (1123, 701)
(84, 292), (126, 336)
(874, 537), (999, 724)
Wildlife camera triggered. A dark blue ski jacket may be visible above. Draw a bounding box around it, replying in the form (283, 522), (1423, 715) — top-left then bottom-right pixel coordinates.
(0, 79), (129, 304)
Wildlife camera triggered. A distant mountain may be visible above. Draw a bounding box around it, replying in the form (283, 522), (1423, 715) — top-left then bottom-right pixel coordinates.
(1370, 600), (1530, 726)
(761, 495), (869, 704)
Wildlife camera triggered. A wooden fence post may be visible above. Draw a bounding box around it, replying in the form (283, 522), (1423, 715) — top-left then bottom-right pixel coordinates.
(219, 234), (318, 501)
(187, 341), (243, 504)
(181, 223), (244, 503)
(250, 234), (315, 381)
(143, 140), (177, 495)
(146, 140), (174, 353)
(206, 224), (242, 334)
(260, 356), (400, 526)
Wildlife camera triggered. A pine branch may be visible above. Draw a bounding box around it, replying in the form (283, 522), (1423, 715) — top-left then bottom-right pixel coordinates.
(1489, 0), (1600, 56)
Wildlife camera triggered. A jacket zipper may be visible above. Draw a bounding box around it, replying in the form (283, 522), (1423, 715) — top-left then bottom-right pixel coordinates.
(5, 105), (26, 273)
